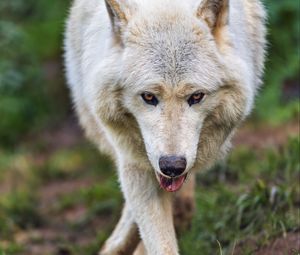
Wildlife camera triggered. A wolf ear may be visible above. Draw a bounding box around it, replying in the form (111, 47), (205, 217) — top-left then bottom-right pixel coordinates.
(197, 0), (229, 33)
(105, 0), (133, 42)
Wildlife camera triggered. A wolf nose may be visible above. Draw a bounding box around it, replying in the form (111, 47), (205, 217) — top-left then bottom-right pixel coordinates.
(159, 156), (187, 178)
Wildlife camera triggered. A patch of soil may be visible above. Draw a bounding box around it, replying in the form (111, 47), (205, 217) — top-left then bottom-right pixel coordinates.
(234, 120), (299, 149)
(16, 176), (115, 255)
(39, 178), (93, 210)
(3, 118), (116, 255)
(255, 231), (300, 255)
(28, 116), (83, 153)
(233, 232), (300, 255)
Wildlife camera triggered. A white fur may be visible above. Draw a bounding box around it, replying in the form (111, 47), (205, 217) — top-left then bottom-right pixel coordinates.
(64, 0), (266, 254)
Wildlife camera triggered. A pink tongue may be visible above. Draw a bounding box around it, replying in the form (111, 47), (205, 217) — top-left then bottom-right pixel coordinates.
(159, 174), (186, 192)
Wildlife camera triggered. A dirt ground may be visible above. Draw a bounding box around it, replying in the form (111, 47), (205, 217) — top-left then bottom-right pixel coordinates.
(234, 120), (299, 149)
(255, 232), (300, 255)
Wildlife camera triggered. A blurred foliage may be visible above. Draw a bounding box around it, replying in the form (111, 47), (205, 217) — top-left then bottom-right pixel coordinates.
(0, 191), (42, 234)
(0, 0), (70, 146)
(255, 0), (300, 122)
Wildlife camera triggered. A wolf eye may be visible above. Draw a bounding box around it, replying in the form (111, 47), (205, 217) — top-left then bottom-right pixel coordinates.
(188, 92), (205, 106)
(141, 92), (159, 106)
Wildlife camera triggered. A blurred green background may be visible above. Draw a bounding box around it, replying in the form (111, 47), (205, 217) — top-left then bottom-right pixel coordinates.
(0, 1), (299, 255)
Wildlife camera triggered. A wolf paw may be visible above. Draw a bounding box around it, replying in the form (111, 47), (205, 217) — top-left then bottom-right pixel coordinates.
(99, 246), (125, 255)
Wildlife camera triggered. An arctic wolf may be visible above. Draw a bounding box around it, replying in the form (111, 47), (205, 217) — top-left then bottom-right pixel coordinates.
(64, 0), (266, 254)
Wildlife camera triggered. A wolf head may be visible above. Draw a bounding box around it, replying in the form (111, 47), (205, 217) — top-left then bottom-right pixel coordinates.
(104, 0), (247, 191)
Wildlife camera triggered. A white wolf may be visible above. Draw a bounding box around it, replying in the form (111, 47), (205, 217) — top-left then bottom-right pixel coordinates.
(64, 0), (266, 254)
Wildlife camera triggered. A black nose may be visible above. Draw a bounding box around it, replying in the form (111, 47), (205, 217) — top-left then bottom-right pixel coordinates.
(159, 156), (187, 178)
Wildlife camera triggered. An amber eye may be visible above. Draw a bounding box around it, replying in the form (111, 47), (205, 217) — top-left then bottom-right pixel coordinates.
(187, 92), (205, 106)
(141, 92), (159, 106)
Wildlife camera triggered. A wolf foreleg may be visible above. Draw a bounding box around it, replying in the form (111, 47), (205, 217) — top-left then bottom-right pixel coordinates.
(119, 163), (179, 255)
(99, 203), (140, 255)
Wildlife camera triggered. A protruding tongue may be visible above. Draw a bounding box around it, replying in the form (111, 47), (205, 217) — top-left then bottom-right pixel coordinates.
(159, 174), (187, 192)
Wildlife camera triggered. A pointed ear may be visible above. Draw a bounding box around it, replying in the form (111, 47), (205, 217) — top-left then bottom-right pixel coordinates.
(105, 0), (128, 24)
(197, 0), (229, 33)
(105, 0), (133, 42)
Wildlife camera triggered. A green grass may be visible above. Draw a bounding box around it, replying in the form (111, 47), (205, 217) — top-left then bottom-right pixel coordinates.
(180, 137), (299, 255)
(0, 1), (71, 146)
